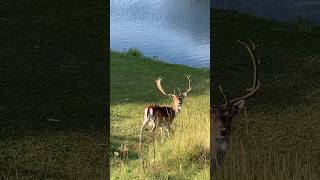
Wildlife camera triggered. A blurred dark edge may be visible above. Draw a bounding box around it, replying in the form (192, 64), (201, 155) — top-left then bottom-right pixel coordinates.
(0, 0), (109, 179)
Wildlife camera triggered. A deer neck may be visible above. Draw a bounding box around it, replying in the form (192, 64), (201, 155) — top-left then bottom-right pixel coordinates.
(172, 100), (181, 114)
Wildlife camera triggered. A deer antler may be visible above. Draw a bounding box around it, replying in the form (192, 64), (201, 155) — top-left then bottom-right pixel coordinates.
(155, 77), (175, 97)
(182, 74), (192, 95)
(214, 39), (260, 108)
(228, 80), (260, 104)
(229, 39), (260, 103)
(238, 39), (259, 91)
(218, 85), (229, 106)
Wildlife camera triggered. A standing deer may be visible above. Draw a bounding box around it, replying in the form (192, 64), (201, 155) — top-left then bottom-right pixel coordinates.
(139, 74), (192, 147)
(210, 39), (261, 176)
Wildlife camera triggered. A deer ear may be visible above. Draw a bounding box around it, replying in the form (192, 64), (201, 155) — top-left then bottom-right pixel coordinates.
(230, 100), (245, 116)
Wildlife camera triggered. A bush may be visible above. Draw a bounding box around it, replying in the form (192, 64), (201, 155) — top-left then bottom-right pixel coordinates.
(126, 48), (144, 58)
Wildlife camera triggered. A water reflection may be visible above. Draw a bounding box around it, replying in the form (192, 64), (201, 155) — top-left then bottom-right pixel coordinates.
(111, 0), (210, 68)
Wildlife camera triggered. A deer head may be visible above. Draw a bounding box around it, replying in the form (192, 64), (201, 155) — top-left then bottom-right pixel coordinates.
(155, 74), (192, 113)
(211, 39), (260, 174)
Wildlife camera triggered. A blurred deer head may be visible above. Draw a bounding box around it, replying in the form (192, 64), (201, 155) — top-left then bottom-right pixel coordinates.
(211, 39), (261, 174)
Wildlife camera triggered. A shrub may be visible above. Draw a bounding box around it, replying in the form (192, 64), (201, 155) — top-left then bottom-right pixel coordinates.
(126, 48), (144, 58)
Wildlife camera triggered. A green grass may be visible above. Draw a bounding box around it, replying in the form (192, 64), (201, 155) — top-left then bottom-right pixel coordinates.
(110, 52), (210, 179)
(0, 0), (107, 179)
(212, 9), (320, 179)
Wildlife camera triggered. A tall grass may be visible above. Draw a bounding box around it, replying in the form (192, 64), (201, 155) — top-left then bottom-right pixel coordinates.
(215, 141), (319, 180)
(110, 52), (210, 179)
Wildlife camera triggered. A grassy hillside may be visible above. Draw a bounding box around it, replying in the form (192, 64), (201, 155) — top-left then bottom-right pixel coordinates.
(110, 52), (210, 179)
(212, 9), (320, 179)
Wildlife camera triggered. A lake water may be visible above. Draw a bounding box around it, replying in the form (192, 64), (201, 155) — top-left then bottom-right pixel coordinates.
(211, 0), (320, 25)
(111, 0), (210, 68)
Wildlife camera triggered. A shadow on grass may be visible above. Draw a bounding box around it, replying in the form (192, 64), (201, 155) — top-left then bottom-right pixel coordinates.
(0, 0), (107, 178)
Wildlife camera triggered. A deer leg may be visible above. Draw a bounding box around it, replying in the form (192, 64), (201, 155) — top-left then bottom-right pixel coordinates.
(160, 127), (164, 142)
(139, 120), (148, 148)
(150, 122), (156, 134)
(140, 108), (150, 148)
(146, 116), (155, 133)
(165, 124), (170, 140)
(152, 135), (156, 162)
(139, 119), (149, 169)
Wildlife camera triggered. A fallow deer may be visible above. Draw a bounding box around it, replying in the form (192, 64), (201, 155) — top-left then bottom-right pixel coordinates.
(210, 39), (261, 176)
(139, 74), (192, 147)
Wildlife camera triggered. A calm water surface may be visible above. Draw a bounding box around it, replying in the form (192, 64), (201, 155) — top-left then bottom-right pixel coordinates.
(111, 0), (210, 68)
(212, 0), (320, 25)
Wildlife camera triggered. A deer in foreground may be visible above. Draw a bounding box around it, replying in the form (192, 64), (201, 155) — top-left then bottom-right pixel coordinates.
(139, 74), (192, 147)
(210, 39), (261, 176)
